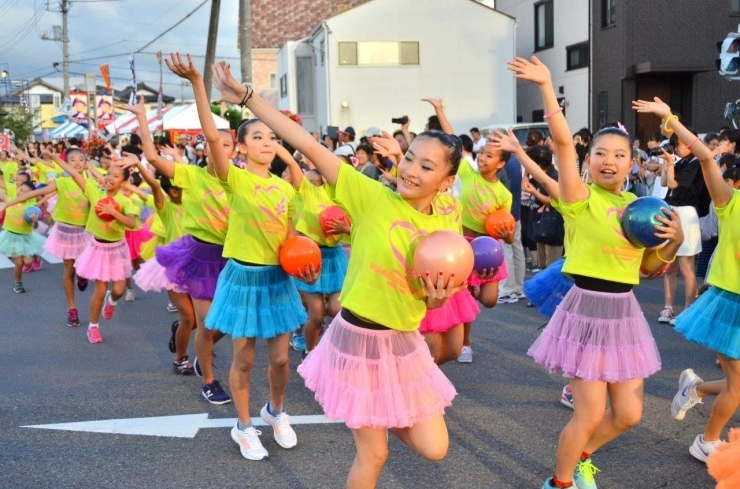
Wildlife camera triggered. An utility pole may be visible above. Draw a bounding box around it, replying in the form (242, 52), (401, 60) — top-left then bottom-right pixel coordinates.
(238, 0), (252, 85)
(203, 0), (221, 101)
(41, 0), (71, 100)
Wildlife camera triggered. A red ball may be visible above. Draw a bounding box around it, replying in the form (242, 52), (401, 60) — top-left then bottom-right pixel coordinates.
(413, 230), (474, 287)
(484, 210), (515, 239)
(95, 196), (121, 222)
(319, 205), (351, 234)
(279, 236), (322, 278)
(0, 209), (5, 225)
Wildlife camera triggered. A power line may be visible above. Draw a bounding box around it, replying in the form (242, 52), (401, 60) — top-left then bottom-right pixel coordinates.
(135, 0), (210, 53)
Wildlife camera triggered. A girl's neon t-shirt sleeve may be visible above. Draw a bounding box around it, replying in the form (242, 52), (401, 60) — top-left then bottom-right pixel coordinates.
(707, 190), (740, 294)
(326, 163), (384, 223)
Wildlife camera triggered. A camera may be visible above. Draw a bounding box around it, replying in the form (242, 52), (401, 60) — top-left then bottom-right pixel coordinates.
(648, 145), (673, 157)
(391, 116), (408, 125)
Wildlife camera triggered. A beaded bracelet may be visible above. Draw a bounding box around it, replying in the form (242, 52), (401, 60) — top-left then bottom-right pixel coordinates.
(663, 115), (678, 133)
(543, 107), (563, 120)
(656, 247), (675, 264)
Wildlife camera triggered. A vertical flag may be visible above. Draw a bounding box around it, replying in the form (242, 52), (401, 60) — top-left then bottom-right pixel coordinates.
(128, 53), (137, 105)
(99, 64), (112, 93)
(156, 51), (164, 135)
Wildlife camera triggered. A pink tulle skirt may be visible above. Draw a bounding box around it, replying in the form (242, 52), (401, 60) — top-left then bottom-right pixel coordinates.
(44, 222), (91, 260)
(527, 286), (661, 382)
(465, 235), (509, 286)
(419, 289), (480, 333)
(125, 227), (155, 261)
(133, 257), (182, 293)
(298, 312), (457, 429)
(74, 238), (132, 282)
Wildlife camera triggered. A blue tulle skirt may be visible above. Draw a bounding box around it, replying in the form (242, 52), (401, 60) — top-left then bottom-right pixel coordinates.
(522, 258), (574, 318)
(0, 230), (46, 258)
(294, 245), (348, 295)
(205, 259), (308, 339)
(675, 286), (740, 359)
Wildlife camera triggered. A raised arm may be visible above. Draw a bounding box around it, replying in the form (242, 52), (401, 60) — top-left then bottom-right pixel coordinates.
(211, 61), (341, 185)
(277, 144), (304, 191)
(134, 160), (165, 210)
(490, 128), (560, 199)
(633, 97), (733, 208)
(0, 181), (56, 214)
(421, 98), (455, 135)
(508, 56), (584, 203)
(166, 53), (230, 181)
(124, 96), (176, 178)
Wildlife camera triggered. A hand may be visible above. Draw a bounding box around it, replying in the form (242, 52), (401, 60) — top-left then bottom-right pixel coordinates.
(96, 200), (118, 217)
(507, 56), (552, 85)
(159, 145), (180, 159)
(490, 128), (522, 153)
(653, 207), (683, 245)
(497, 226), (515, 244)
(378, 166), (395, 182)
(522, 180), (536, 194)
(421, 98), (443, 110)
(294, 263), (321, 285)
(473, 267), (499, 281)
(123, 95), (147, 117)
(661, 148), (675, 163)
(420, 271), (468, 305)
(640, 263), (669, 280)
(371, 131), (403, 158)
(115, 152), (140, 169)
(631, 97), (672, 120)
(164, 53), (203, 83)
(211, 61), (249, 105)
(324, 218), (351, 235)
(402, 116), (411, 130)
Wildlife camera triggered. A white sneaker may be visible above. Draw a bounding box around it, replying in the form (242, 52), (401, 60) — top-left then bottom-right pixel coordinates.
(497, 294), (519, 304)
(166, 301), (178, 313)
(671, 368), (703, 420)
(260, 404), (297, 449)
(689, 434), (724, 463)
(124, 288), (136, 302)
(515, 291), (526, 299)
(230, 425), (268, 460)
(457, 346), (473, 363)
(658, 307), (675, 323)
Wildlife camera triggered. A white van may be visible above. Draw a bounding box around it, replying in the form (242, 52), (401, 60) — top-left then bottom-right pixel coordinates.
(478, 122), (551, 147)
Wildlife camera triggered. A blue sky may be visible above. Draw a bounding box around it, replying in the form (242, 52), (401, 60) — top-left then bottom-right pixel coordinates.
(1, 0), (242, 97)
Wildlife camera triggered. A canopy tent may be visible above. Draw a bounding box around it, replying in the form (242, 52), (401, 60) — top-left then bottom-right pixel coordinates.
(50, 121), (88, 139)
(102, 103), (230, 135)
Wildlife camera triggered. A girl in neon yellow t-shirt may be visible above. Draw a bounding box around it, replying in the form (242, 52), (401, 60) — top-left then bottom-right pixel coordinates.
(515, 57), (683, 489)
(53, 152), (137, 344)
(635, 97), (740, 464)
(0, 149), (95, 327)
(0, 180), (46, 293)
(212, 60), (468, 480)
(282, 145), (349, 356)
(121, 171), (156, 301)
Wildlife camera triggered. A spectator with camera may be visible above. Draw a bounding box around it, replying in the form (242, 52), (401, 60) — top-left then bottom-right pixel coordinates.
(644, 131), (670, 198)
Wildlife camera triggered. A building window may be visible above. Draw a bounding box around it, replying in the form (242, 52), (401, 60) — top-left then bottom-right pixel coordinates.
(534, 1), (553, 51)
(53, 94), (61, 108)
(566, 42), (589, 70)
(732, 0), (740, 15)
(296, 57), (314, 115)
(280, 75), (287, 98)
(597, 91), (608, 127)
(532, 109), (544, 122)
(269, 73), (277, 90)
(320, 40), (326, 66)
(602, 0), (616, 27)
(338, 41), (420, 66)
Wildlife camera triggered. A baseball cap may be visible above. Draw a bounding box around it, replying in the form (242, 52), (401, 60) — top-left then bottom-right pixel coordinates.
(364, 126), (381, 138)
(340, 126), (356, 138)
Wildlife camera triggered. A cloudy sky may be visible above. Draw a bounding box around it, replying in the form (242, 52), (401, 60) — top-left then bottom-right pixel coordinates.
(1, 0), (242, 98)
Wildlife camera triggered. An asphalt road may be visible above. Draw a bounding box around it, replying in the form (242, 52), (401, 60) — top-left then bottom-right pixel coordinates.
(0, 261), (733, 489)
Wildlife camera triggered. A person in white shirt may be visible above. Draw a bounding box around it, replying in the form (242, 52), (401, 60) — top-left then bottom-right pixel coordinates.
(470, 127), (486, 155)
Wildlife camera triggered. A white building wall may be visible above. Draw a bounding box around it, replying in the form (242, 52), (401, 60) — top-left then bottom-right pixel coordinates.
(310, 0), (515, 137)
(495, 0), (590, 131)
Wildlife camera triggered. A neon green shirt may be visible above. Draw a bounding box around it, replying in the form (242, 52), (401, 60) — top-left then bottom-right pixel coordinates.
(294, 178), (342, 247)
(53, 176), (93, 226)
(220, 165), (296, 264)
(708, 190), (740, 294)
(1, 161), (18, 185)
(432, 192), (464, 232)
(172, 164), (229, 245)
(457, 162), (513, 234)
(3, 198), (34, 235)
(561, 185), (644, 284)
(83, 186), (135, 241)
(34, 161), (62, 185)
(125, 193), (146, 231)
(327, 163), (460, 331)
(156, 199), (186, 246)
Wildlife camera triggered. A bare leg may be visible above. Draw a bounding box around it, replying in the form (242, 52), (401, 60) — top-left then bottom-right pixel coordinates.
(110, 279), (126, 302)
(697, 379), (726, 398)
(437, 324), (463, 365)
(230, 337), (257, 423)
(89, 280), (108, 324)
(461, 322), (471, 348)
(583, 378), (644, 453)
(678, 255), (697, 308)
(302, 292), (326, 352)
(663, 260), (679, 309)
(13, 257), (24, 284)
(422, 333), (443, 364)
(390, 414), (449, 461)
(169, 291), (195, 359)
(347, 427), (389, 489)
(62, 259), (77, 309)
(266, 334), (290, 409)
(192, 297), (225, 385)
(704, 355), (740, 441)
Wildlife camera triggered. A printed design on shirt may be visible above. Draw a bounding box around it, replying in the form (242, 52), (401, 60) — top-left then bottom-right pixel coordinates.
(603, 205), (643, 261)
(254, 184), (287, 221)
(370, 220), (426, 298)
(432, 194), (461, 223)
(466, 183), (500, 222)
(198, 188), (229, 231)
(65, 189), (90, 219)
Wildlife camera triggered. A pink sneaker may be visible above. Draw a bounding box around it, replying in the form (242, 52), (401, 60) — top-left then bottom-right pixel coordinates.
(87, 326), (103, 344)
(21, 264), (31, 273)
(102, 292), (116, 320)
(658, 307), (676, 324)
(32, 256), (42, 271)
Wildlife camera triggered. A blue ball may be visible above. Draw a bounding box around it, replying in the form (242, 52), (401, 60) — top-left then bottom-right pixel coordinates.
(621, 196), (670, 248)
(23, 205), (42, 224)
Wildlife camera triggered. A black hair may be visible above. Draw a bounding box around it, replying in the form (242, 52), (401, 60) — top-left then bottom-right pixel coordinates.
(721, 129), (740, 154)
(337, 155), (353, 165)
(723, 166), (740, 182)
(65, 148), (87, 160)
(526, 130), (544, 147)
(526, 145), (553, 170)
(19, 180), (36, 192)
(648, 131), (665, 143)
(590, 124), (632, 152)
(108, 165), (132, 181)
(458, 134), (474, 154)
(129, 171), (142, 187)
(156, 136), (170, 147)
(669, 127), (697, 149)
(413, 130), (462, 176)
(575, 128), (592, 144)
(704, 132), (720, 144)
(237, 118), (264, 143)
(426, 115), (442, 131)
(121, 144), (142, 156)
(718, 153), (738, 169)
(470, 127), (480, 134)
(355, 143), (374, 157)
(129, 134), (142, 146)
(159, 174), (181, 195)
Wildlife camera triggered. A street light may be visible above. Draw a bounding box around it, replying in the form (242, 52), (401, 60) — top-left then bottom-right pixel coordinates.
(1, 70), (7, 78)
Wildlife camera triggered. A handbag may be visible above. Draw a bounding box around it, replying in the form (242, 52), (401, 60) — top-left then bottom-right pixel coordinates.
(532, 204), (564, 245)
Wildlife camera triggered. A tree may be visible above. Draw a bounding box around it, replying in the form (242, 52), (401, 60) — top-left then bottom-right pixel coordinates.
(0, 105), (40, 144)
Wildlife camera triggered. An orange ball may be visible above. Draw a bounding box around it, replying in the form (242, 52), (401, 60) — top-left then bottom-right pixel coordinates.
(484, 210), (515, 239)
(413, 230), (473, 287)
(279, 236), (322, 278)
(319, 205), (351, 234)
(95, 196), (121, 222)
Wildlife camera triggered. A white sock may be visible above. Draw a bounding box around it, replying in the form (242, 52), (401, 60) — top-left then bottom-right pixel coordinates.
(89, 322), (99, 329)
(108, 295), (118, 306)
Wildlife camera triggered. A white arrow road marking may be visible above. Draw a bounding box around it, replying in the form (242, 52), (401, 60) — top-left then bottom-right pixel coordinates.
(22, 413), (342, 439)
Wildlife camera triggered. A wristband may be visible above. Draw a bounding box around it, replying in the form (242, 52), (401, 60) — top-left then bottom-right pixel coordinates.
(686, 136), (700, 149)
(543, 107), (563, 120)
(238, 88), (254, 108)
(663, 115), (678, 133)
(655, 247), (676, 264)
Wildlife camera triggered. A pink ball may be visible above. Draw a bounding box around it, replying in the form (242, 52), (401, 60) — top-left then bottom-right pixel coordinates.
(413, 230), (473, 287)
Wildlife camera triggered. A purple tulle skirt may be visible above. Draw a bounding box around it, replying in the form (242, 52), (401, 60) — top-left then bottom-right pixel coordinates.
(44, 222), (91, 260)
(298, 312), (457, 429)
(155, 235), (227, 300)
(527, 286), (661, 382)
(419, 289), (480, 333)
(133, 257), (183, 293)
